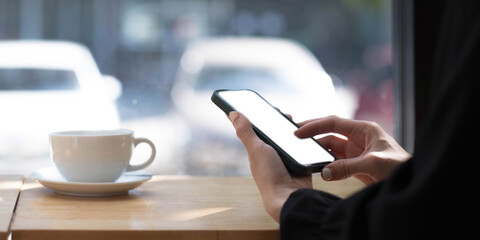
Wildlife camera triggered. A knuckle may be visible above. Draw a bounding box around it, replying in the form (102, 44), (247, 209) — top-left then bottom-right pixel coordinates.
(234, 125), (250, 140)
(362, 120), (378, 129)
(326, 115), (340, 120)
(324, 115), (340, 131)
(335, 160), (351, 180)
(325, 115), (341, 124)
(232, 118), (251, 139)
(234, 126), (243, 137)
(358, 120), (383, 135)
(364, 152), (384, 169)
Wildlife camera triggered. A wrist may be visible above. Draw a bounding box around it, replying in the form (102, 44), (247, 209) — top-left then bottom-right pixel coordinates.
(262, 187), (297, 223)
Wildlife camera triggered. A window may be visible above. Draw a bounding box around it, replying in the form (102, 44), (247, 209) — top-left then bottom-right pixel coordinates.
(0, 0), (393, 176)
(194, 66), (291, 91)
(0, 69), (78, 90)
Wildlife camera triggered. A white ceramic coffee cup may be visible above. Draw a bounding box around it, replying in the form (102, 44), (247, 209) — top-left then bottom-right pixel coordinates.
(49, 129), (156, 182)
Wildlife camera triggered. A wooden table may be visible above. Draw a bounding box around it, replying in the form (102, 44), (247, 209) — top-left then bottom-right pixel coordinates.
(0, 175), (23, 240)
(11, 176), (364, 240)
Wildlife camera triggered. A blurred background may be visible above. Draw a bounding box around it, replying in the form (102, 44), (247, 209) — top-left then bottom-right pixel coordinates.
(0, 0), (392, 176)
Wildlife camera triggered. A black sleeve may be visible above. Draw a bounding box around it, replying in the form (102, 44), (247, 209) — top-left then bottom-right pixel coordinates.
(279, 1), (480, 239)
(280, 188), (341, 240)
(280, 160), (416, 240)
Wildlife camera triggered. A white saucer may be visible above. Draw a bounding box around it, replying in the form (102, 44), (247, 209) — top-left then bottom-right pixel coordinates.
(30, 167), (152, 197)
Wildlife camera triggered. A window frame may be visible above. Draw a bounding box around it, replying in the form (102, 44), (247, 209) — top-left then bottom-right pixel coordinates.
(392, 0), (415, 154)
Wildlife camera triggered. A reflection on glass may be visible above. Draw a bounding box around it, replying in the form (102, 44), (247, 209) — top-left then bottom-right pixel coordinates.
(195, 66), (290, 91)
(0, 69), (78, 91)
(0, 0), (392, 176)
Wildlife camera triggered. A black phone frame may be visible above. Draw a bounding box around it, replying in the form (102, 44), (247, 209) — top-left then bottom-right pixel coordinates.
(211, 89), (336, 176)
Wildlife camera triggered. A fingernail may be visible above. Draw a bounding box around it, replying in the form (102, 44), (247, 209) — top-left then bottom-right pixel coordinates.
(322, 168), (333, 181)
(229, 111), (238, 123)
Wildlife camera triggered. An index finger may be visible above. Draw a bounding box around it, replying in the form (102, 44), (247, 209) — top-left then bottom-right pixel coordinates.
(295, 115), (358, 138)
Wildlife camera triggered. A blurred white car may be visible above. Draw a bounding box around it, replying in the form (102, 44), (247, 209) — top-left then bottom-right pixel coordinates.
(171, 37), (355, 175)
(172, 37), (354, 137)
(0, 40), (122, 157)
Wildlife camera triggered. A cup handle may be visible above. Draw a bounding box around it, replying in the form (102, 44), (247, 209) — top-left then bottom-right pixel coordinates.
(127, 137), (156, 172)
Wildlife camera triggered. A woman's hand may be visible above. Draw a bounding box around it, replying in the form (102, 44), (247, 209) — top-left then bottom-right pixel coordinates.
(295, 116), (411, 185)
(229, 111), (312, 223)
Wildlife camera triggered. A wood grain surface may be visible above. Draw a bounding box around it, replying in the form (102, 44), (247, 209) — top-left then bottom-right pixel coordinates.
(11, 176), (364, 240)
(0, 175), (23, 240)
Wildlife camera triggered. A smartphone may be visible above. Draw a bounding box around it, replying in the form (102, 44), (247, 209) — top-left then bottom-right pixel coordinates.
(211, 89), (336, 175)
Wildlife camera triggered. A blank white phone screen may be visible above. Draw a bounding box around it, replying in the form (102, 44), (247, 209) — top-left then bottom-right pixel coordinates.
(219, 90), (335, 166)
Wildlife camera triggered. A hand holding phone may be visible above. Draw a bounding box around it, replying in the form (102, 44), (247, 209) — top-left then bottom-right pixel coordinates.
(211, 89), (336, 175)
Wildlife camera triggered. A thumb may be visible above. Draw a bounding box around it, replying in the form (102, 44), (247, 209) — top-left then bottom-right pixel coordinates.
(321, 157), (362, 181)
(229, 111), (262, 149)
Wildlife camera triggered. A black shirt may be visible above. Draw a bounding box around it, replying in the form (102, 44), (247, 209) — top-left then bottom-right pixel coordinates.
(280, 1), (480, 239)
